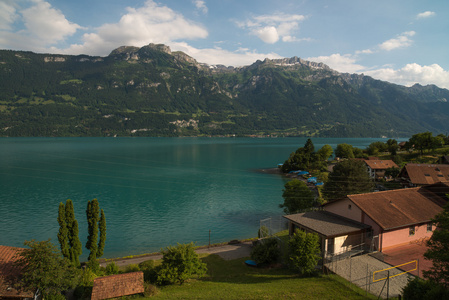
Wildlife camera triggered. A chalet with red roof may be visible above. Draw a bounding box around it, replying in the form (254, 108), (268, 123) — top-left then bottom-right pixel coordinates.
(284, 184), (448, 257)
(363, 159), (398, 179)
(0, 245), (38, 300)
(399, 163), (449, 186)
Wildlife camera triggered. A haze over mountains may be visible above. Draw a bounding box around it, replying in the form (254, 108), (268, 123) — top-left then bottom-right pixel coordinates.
(1, 43), (449, 137)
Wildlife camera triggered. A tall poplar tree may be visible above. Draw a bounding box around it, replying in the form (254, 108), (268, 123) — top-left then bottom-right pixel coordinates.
(86, 198), (106, 264)
(57, 202), (69, 258)
(57, 199), (82, 266)
(86, 199), (100, 262)
(97, 209), (106, 258)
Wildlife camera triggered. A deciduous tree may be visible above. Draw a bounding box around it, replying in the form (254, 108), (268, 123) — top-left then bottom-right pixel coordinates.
(424, 203), (449, 287)
(280, 179), (315, 214)
(322, 159), (374, 200)
(57, 200), (82, 266)
(14, 240), (80, 298)
(85, 199), (106, 268)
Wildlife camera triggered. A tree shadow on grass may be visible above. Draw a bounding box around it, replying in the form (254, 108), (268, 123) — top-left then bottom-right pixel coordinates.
(199, 254), (304, 285)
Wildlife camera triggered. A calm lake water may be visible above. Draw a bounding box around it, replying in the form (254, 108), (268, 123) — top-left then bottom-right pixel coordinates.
(0, 137), (389, 259)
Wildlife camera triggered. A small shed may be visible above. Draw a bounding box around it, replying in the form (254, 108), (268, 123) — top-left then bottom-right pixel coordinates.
(91, 271), (144, 300)
(283, 211), (371, 258)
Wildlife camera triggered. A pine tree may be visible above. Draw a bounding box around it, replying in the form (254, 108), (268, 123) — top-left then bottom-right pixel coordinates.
(57, 202), (69, 259)
(86, 199), (100, 262)
(97, 209), (106, 258)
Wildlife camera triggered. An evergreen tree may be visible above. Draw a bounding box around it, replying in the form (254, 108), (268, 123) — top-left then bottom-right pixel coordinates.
(65, 199), (82, 266)
(57, 202), (69, 259)
(86, 199), (100, 262)
(97, 209), (106, 258)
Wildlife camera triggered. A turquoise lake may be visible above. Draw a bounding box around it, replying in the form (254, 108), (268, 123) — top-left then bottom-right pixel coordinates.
(0, 137), (389, 259)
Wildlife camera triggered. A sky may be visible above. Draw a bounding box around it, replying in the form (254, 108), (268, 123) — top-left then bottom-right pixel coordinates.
(1, 0), (449, 89)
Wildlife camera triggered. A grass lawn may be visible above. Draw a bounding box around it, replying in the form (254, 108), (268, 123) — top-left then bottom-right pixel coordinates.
(135, 255), (377, 299)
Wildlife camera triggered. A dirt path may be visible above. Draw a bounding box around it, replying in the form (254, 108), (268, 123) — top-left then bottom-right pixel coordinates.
(100, 241), (253, 268)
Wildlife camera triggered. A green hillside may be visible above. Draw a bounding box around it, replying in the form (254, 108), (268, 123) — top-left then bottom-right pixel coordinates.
(1, 44), (449, 137)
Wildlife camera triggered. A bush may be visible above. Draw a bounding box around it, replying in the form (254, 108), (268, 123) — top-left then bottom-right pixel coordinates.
(156, 243), (207, 285)
(287, 229), (320, 275)
(124, 263), (140, 273)
(402, 277), (449, 300)
(138, 260), (154, 270)
(250, 238), (280, 265)
(143, 282), (159, 297)
(105, 261), (120, 275)
(73, 285), (93, 300)
(43, 292), (66, 300)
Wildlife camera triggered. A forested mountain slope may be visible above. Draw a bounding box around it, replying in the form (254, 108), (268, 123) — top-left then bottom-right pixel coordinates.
(1, 44), (448, 137)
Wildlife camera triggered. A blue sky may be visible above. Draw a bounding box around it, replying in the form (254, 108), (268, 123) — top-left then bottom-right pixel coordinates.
(1, 0), (448, 88)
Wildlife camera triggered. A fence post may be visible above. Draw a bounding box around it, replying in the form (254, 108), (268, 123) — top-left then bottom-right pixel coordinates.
(349, 255), (352, 283)
(417, 259), (420, 278)
(387, 270), (390, 300)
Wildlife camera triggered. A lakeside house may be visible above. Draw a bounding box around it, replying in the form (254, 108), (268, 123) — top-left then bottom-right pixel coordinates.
(284, 184), (448, 257)
(0, 245), (38, 300)
(399, 163), (449, 186)
(363, 159), (398, 179)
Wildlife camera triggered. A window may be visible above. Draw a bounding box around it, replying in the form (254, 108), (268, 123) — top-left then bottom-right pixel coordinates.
(409, 226), (415, 236)
(437, 174), (444, 177)
(427, 223), (433, 232)
(348, 204), (352, 210)
(366, 228), (373, 239)
(424, 174), (431, 177)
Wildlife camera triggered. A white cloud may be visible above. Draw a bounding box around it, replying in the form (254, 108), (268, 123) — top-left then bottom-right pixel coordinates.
(417, 11), (435, 19)
(239, 13), (307, 44)
(171, 42), (282, 67)
(0, 0), (18, 30)
(306, 53), (365, 73)
(254, 26), (279, 44)
(21, 0), (82, 44)
(58, 0), (208, 56)
(193, 0), (208, 14)
(365, 63), (449, 89)
(306, 52), (449, 89)
(379, 31), (415, 51)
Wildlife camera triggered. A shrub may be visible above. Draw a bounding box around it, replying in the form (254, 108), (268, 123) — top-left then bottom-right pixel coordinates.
(43, 292), (66, 300)
(402, 277), (449, 300)
(156, 243), (207, 285)
(105, 261), (120, 275)
(250, 238), (280, 265)
(287, 229), (320, 275)
(143, 282), (159, 297)
(138, 260), (154, 270)
(124, 263), (140, 273)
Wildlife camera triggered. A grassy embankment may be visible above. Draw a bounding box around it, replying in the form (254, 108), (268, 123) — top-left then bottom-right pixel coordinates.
(115, 231), (380, 299)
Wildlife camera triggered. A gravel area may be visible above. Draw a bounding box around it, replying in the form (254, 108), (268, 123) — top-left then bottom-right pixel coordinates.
(326, 253), (413, 299)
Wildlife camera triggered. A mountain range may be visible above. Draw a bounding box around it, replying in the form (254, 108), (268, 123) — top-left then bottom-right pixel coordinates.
(1, 43), (449, 137)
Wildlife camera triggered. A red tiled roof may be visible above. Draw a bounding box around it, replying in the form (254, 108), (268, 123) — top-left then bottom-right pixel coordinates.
(347, 188), (443, 230)
(0, 245), (35, 298)
(400, 164), (449, 185)
(364, 160), (398, 170)
(91, 271), (144, 300)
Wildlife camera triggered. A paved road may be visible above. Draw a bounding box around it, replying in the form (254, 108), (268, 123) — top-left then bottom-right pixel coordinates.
(100, 241), (253, 268)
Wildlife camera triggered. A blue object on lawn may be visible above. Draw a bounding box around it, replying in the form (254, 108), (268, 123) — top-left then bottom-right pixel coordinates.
(307, 177), (317, 183)
(298, 171), (309, 175)
(245, 260), (258, 267)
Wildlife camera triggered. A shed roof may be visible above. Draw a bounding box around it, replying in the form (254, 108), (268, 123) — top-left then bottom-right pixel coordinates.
(400, 164), (449, 185)
(283, 210), (370, 238)
(364, 160), (398, 170)
(0, 245), (35, 299)
(347, 187), (443, 230)
(91, 271), (144, 300)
